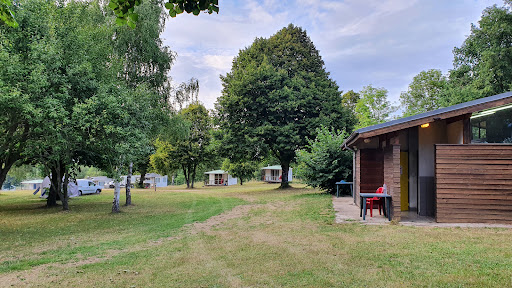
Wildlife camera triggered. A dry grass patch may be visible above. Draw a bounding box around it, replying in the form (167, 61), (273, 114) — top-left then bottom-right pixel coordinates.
(2, 183), (512, 287)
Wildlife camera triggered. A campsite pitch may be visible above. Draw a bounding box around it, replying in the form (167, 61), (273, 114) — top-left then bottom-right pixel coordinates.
(1, 183), (512, 287)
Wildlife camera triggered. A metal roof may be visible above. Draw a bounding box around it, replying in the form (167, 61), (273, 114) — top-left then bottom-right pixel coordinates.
(261, 165), (282, 170)
(204, 170), (227, 174)
(343, 91), (512, 148)
(20, 179), (43, 184)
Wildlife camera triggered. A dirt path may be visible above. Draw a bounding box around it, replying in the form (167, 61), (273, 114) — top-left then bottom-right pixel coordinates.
(0, 202), (265, 287)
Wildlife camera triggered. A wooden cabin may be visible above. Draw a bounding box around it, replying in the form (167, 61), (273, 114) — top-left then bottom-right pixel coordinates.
(204, 170), (238, 186)
(342, 92), (512, 224)
(261, 165), (293, 183)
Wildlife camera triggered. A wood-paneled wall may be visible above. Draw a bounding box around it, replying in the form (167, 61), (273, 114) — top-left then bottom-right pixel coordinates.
(360, 149), (383, 195)
(436, 144), (512, 223)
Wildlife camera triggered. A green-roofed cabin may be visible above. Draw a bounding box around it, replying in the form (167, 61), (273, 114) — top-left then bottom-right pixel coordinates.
(343, 91), (512, 224)
(260, 165), (293, 183)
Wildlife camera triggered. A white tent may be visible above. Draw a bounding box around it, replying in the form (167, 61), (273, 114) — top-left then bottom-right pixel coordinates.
(40, 176), (79, 198)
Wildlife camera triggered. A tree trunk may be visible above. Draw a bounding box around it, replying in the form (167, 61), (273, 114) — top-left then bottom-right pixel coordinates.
(47, 167), (61, 207)
(138, 170), (146, 188)
(240, 179), (243, 185)
(0, 159), (15, 190)
(125, 162), (132, 206)
(112, 180), (120, 213)
(61, 173), (69, 211)
(183, 165), (190, 188)
(190, 164), (196, 188)
(280, 161), (291, 189)
(47, 180), (57, 207)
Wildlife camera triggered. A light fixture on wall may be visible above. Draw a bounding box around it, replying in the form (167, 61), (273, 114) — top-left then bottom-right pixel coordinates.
(363, 138), (371, 143)
(420, 123), (430, 128)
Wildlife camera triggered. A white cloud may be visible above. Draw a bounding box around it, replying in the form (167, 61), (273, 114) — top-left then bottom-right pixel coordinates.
(203, 55), (234, 71)
(162, 0), (503, 110)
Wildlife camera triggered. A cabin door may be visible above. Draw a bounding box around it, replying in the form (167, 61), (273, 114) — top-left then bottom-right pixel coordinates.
(400, 152), (409, 211)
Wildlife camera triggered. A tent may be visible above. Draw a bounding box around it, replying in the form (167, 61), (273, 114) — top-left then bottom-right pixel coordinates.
(39, 176), (79, 198)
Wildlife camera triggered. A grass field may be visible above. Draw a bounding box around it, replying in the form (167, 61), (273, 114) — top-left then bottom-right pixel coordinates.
(1, 182), (512, 287)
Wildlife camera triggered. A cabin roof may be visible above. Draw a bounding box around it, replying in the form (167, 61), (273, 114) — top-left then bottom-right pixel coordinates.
(343, 91), (512, 148)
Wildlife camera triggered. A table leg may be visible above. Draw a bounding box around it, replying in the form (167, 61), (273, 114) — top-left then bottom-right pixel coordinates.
(362, 198), (367, 220)
(387, 198), (391, 221)
(382, 198), (387, 217)
(350, 184), (353, 197)
(360, 196), (363, 217)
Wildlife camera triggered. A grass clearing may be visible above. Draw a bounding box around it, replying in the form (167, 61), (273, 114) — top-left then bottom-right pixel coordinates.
(1, 182), (512, 287)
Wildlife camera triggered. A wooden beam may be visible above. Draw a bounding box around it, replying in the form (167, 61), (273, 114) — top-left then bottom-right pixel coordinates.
(463, 115), (471, 144)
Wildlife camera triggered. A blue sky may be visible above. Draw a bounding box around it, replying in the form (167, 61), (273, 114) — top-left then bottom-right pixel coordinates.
(162, 0), (503, 110)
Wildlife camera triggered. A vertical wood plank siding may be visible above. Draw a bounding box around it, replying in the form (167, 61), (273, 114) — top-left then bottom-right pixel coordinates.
(435, 144), (512, 223)
(356, 149), (383, 207)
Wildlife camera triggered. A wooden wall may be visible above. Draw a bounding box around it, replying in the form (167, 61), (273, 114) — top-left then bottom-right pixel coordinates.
(359, 149), (384, 195)
(436, 144), (512, 223)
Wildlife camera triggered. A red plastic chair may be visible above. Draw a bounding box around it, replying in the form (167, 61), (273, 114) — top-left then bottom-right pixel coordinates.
(366, 187), (384, 217)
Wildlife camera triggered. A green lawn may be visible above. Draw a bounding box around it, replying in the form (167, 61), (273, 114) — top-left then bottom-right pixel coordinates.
(1, 182), (511, 287)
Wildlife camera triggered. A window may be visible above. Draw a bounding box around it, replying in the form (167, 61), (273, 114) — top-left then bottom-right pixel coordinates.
(472, 121), (487, 143)
(215, 174), (223, 184)
(471, 105), (512, 143)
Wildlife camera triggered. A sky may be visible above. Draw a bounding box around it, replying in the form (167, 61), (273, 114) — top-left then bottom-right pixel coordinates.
(162, 0), (503, 110)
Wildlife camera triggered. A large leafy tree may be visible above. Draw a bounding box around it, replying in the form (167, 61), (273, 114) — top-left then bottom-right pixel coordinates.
(151, 103), (212, 188)
(217, 24), (355, 188)
(76, 84), (156, 213)
(400, 69), (448, 117)
(0, 0), (117, 209)
(1, 0), (218, 28)
(446, 3), (512, 105)
(354, 85), (395, 129)
(115, 0), (174, 194)
(1, 0), (159, 212)
(296, 126), (352, 194)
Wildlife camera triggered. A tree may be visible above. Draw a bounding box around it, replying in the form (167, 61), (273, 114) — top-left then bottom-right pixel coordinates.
(76, 84), (157, 212)
(114, 0), (175, 196)
(0, 0), (119, 209)
(354, 85), (396, 129)
(151, 103), (212, 188)
(0, 0), (17, 27)
(446, 4), (512, 105)
(109, 0), (219, 28)
(221, 158), (256, 185)
(217, 24), (355, 188)
(341, 90), (360, 111)
(296, 126), (352, 194)
(400, 69), (448, 117)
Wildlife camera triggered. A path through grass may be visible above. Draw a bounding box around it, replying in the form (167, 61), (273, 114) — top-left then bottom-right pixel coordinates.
(1, 182), (512, 287)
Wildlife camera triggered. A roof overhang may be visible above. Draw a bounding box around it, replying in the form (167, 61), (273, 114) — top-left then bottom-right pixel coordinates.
(342, 91), (512, 150)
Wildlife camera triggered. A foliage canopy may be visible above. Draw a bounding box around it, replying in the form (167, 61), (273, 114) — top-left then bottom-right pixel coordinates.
(217, 24), (355, 188)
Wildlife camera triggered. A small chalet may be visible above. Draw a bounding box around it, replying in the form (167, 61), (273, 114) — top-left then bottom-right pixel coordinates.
(204, 170), (237, 186)
(20, 179), (43, 190)
(343, 91), (512, 224)
(261, 165), (292, 183)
